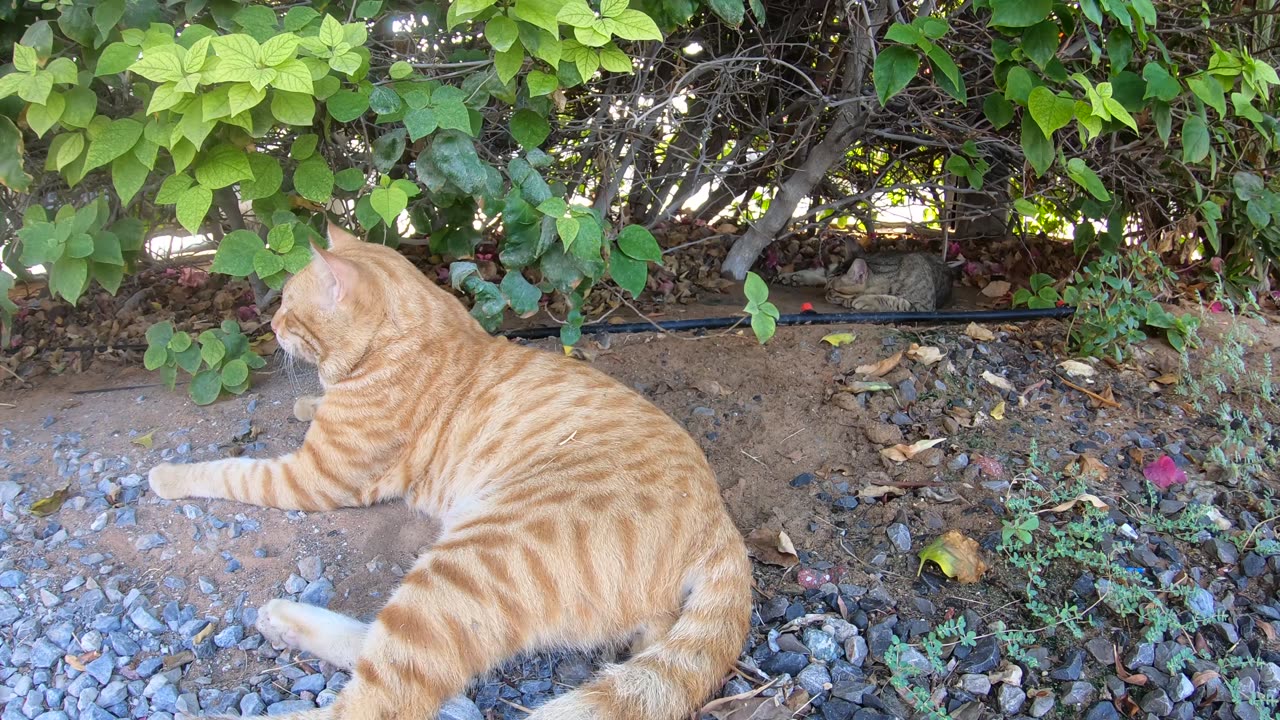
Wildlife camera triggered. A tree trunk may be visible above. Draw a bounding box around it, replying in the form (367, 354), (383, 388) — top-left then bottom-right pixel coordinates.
(952, 157), (1012, 240)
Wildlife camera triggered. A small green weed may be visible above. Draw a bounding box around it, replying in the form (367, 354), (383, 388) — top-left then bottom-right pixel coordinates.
(144, 320), (265, 406)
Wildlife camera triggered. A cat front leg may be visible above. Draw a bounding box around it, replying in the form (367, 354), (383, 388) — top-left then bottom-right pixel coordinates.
(147, 450), (371, 511)
(846, 294), (919, 312)
(774, 268), (830, 287)
(293, 395), (323, 422)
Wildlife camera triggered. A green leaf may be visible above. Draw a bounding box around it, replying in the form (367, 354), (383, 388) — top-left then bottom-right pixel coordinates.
(259, 34), (299, 67)
(369, 86), (403, 115)
(390, 60), (414, 80)
(60, 87), (96, 129)
(1142, 63), (1180, 101)
(240, 154), (283, 201)
(270, 59), (313, 94)
(176, 185), (213, 234)
(370, 186), (408, 226)
(605, 9), (662, 40)
(501, 271), (542, 316)
(253, 248), (285, 278)
(372, 129), (407, 172)
(744, 270), (769, 304)
(83, 118), (143, 173)
(195, 144), (254, 189)
(146, 321), (175, 347)
(1066, 158), (1110, 201)
(609, 250), (647, 297)
(557, 0), (598, 27)
(335, 167), (366, 192)
(52, 132), (85, 171)
(537, 197), (569, 216)
(144, 344), (168, 370)
(513, 0), (562, 34)
(20, 22), (53, 59)
(510, 109), (551, 149)
(495, 45), (525, 84)
(173, 343), (201, 374)
(598, 43), (632, 73)
(96, 42), (139, 75)
(404, 107), (439, 141)
(1187, 74), (1226, 118)
(329, 51), (362, 76)
(617, 224), (661, 262)
(271, 91), (316, 126)
(26, 94), (65, 138)
(281, 243), (312, 273)
(707, 0), (745, 25)
(486, 15), (520, 51)
(528, 70), (558, 96)
(873, 46), (919, 106)
(211, 229), (266, 276)
(50, 256), (89, 305)
(130, 44), (185, 82)
(156, 174), (193, 204)
(990, 0), (1050, 27)
(169, 331), (192, 353)
(111, 154), (148, 205)
(294, 155), (334, 202)
(1020, 121), (1053, 176)
(267, 223), (296, 253)
(327, 90), (370, 122)
(291, 134), (319, 160)
(190, 369), (222, 405)
(925, 46), (964, 102)
(1181, 114), (1210, 164)
(1233, 172), (1265, 201)
(66, 233), (94, 259)
(557, 216), (580, 247)
(1022, 20), (1059, 69)
(0, 117), (30, 192)
(12, 43), (37, 73)
(1027, 86), (1075, 137)
(982, 94), (1014, 128)
(199, 331), (226, 367)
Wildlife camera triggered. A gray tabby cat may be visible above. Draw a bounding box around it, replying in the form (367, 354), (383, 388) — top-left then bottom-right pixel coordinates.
(776, 252), (954, 311)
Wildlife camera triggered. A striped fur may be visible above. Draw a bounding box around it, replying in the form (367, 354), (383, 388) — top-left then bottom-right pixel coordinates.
(149, 223), (752, 720)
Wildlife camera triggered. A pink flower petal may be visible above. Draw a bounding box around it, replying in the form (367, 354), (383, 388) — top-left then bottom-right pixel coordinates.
(1209, 301), (1224, 313)
(1143, 455), (1187, 489)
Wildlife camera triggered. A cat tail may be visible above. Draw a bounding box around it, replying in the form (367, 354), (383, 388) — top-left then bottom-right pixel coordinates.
(528, 527), (753, 720)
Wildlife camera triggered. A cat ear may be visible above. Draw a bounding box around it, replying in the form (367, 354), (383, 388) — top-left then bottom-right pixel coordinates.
(847, 258), (868, 283)
(309, 240), (359, 306)
(326, 221), (361, 248)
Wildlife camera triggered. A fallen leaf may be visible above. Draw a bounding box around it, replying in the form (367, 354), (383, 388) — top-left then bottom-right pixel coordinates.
(880, 437), (946, 463)
(858, 484), (907, 499)
(917, 530), (987, 583)
(1058, 360), (1097, 378)
(745, 528), (800, 568)
(830, 394), (862, 412)
(972, 455), (1004, 478)
(1143, 455), (1187, 489)
(906, 344), (945, 365)
(705, 687), (810, 720)
(822, 332), (856, 347)
(29, 483), (72, 517)
(1040, 492), (1109, 514)
(965, 322), (995, 341)
(1114, 649), (1149, 686)
(1191, 669), (1220, 688)
(990, 401), (1006, 420)
(65, 654), (87, 672)
(132, 431), (155, 449)
(692, 378), (730, 396)
(162, 650), (196, 671)
(1153, 373), (1179, 385)
(192, 623), (215, 645)
(981, 280), (1011, 298)
(855, 351), (903, 377)
(982, 371), (1015, 392)
(843, 380), (893, 393)
(1067, 455), (1110, 481)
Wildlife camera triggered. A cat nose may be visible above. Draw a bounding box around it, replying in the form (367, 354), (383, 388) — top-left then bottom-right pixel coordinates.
(270, 313), (282, 333)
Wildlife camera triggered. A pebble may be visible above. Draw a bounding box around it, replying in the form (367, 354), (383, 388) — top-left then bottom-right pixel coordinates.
(298, 556), (324, 583)
(134, 534), (167, 551)
(796, 664), (831, 696)
(1060, 681), (1094, 706)
(885, 524), (911, 553)
(129, 607), (168, 634)
(300, 579), (334, 607)
(1185, 587), (1215, 617)
(439, 697), (484, 720)
(0, 570), (25, 588)
(998, 685), (1026, 714)
(803, 628), (841, 663)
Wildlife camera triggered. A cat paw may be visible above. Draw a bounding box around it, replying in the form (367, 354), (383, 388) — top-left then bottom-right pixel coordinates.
(293, 395), (321, 422)
(256, 599), (305, 650)
(147, 464), (188, 501)
(775, 268), (829, 288)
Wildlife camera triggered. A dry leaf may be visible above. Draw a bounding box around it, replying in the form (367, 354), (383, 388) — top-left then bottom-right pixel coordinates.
(745, 528), (800, 568)
(192, 623), (214, 645)
(843, 380), (893, 393)
(906, 344), (945, 365)
(162, 650), (196, 670)
(1040, 492), (1110, 514)
(132, 431), (155, 449)
(982, 371), (1015, 392)
(965, 322), (995, 341)
(64, 654), (87, 672)
(991, 401), (1006, 420)
(858, 484), (907, 499)
(692, 379), (730, 396)
(981, 280), (1011, 298)
(822, 332), (856, 347)
(1114, 650), (1149, 686)
(1067, 455), (1110, 481)
(29, 483), (72, 517)
(1153, 373), (1179, 385)
(705, 688), (810, 720)
(880, 437), (946, 463)
(856, 351), (903, 377)
(917, 530), (987, 583)
(1059, 360), (1096, 378)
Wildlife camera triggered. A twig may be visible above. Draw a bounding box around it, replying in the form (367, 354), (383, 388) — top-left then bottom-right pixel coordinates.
(698, 677), (781, 714)
(498, 698), (534, 714)
(740, 449), (766, 466)
(1056, 375), (1122, 408)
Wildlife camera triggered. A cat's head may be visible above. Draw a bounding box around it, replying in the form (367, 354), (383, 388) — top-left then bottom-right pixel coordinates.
(270, 222), (474, 377)
(828, 258), (871, 298)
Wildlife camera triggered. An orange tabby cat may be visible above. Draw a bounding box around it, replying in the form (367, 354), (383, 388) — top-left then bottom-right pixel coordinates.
(147, 223), (752, 720)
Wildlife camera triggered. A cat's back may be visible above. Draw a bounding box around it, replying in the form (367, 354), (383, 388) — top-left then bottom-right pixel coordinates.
(865, 252), (953, 306)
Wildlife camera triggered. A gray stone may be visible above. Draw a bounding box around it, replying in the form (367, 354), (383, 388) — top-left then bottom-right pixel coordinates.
(284, 575), (307, 595)
(845, 636), (867, 666)
(1124, 643), (1155, 670)
(796, 664), (831, 697)
(0, 571), (25, 588)
(30, 639), (63, 668)
(1049, 649), (1085, 681)
(1259, 662), (1280, 689)
(299, 579), (334, 607)
(803, 628), (841, 663)
(1060, 681), (1094, 706)
(998, 685), (1026, 715)
(886, 524), (911, 553)
(1185, 587), (1215, 617)
(1029, 692), (1055, 718)
(297, 557), (324, 583)
(267, 700), (315, 715)
(1168, 674), (1194, 702)
(290, 675), (326, 695)
(129, 607), (167, 634)
(97, 681), (128, 707)
(213, 625), (244, 649)
(1140, 688), (1173, 717)
(84, 653), (115, 685)
(438, 697), (483, 720)
(959, 674), (990, 695)
(954, 636), (1000, 674)
(895, 646), (933, 676)
(1085, 637), (1115, 664)
(240, 694), (267, 716)
(134, 534), (166, 551)
(1083, 701), (1120, 720)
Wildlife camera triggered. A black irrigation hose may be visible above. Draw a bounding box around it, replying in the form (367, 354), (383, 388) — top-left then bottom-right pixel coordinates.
(500, 306), (1077, 340)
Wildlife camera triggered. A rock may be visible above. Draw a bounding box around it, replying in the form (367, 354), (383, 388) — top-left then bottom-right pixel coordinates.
(796, 664), (832, 696)
(863, 423), (902, 445)
(761, 651), (808, 677)
(267, 700), (316, 715)
(214, 625), (244, 649)
(291, 675), (326, 695)
(1083, 701), (1120, 720)
(1059, 681), (1094, 706)
(1029, 691), (1055, 718)
(803, 628), (841, 663)
(1049, 649), (1086, 681)
(85, 652), (115, 684)
(866, 619), (896, 659)
(30, 639), (63, 668)
(240, 694), (267, 716)
(134, 534), (166, 551)
(1209, 539), (1238, 565)
(1168, 674), (1194, 702)
(1084, 638), (1115, 665)
(1123, 643), (1154, 670)
(898, 379), (918, 403)
(129, 607), (168, 634)
(1140, 688), (1173, 716)
(299, 579), (334, 607)
(284, 574), (308, 594)
(438, 697), (484, 720)
(297, 557), (324, 583)
(820, 698), (856, 720)
(948, 454), (969, 471)
(954, 636), (1000, 674)
(886, 523), (911, 553)
(0, 570), (25, 588)
(1242, 553), (1266, 577)
(998, 685), (1026, 714)
(790, 473), (815, 488)
(845, 636), (868, 666)
(1185, 587), (1215, 617)
(895, 646), (933, 676)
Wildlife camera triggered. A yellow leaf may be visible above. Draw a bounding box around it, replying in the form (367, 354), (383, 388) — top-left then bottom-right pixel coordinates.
(1039, 492), (1109, 514)
(1058, 360), (1096, 378)
(880, 437), (946, 463)
(192, 623), (215, 644)
(855, 351), (903, 377)
(745, 527), (799, 568)
(964, 322), (995, 341)
(562, 345), (573, 356)
(906, 343), (944, 365)
(29, 483), (72, 517)
(917, 530), (987, 583)
(981, 280), (1011, 298)
(132, 431), (155, 449)
(1153, 373), (1179, 385)
(822, 332), (856, 347)
(991, 401), (1005, 420)
(981, 370), (1015, 392)
(1066, 455), (1109, 481)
